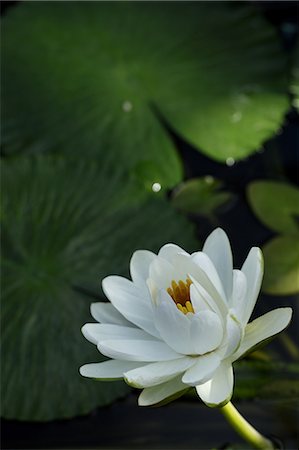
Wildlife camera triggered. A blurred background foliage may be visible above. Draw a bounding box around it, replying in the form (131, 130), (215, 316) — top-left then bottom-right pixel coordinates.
(1, 1), (298, 447)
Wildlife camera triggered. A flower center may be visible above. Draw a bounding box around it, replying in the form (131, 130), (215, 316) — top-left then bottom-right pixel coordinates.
(167, 277), (194, 314)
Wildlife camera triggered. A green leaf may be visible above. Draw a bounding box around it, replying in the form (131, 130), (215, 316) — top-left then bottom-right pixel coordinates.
(262, 234), (299, 295)
(247, 181), (299, 234)
(2, 2), (288, 167)
(132, 161), (166, 194)
(1, 156), (197, 421)
(171, 177), (234, 216)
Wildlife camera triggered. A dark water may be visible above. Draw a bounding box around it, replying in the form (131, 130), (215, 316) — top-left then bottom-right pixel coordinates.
(2, 395), (298, 449)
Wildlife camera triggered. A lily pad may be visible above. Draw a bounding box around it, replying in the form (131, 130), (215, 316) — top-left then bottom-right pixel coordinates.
(247, 181), (299, 234)
(2, 2), (288, 170)
(262, 234), (299, 295)
(171, 177), (234, 216)
(1, 156), (197, 421)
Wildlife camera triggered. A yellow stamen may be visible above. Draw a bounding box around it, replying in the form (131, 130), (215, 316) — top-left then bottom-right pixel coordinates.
(178, 280), (188, 300)
(167, 277), (194, 315)
(185, 301), (194, 313)
(172, 281), (182, 303)
(167, 287), (173, 297)
(176, 303), (184, 313)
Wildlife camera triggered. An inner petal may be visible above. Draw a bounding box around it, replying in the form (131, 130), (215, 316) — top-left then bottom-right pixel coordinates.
(167, 277), (194, 314)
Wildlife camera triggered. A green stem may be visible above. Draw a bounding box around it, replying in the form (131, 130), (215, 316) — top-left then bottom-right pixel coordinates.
(219, 402), (274, 449)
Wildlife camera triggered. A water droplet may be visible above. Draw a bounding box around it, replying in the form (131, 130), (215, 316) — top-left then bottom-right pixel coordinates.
(204, 175), (214, 184)
(226, 157), (235, 167)
(122, 101), (133, 112)
(152, 182), (161, 193)
(231, 111), (242, 123)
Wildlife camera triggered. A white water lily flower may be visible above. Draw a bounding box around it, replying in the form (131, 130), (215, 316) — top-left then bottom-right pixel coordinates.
(80, 228), (292, 407)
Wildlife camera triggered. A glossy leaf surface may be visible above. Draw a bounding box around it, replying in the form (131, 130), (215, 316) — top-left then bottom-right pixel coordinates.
(2, 2), (288, 171)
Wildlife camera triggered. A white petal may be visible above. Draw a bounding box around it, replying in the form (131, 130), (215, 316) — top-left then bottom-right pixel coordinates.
(240, 247), (263, 325)
(190, 274), (227, 320)
(230, 270), (247, 320)
(130, 250), (156, 288)
(81, 323), (98, 345)
(82, 323), (157, 345)
(98, 338), (181, 362)
(158, 243), (189, 262)
(79, 360), (144, 379)
(232, 307), (292, 362)
(182, 353), (221, 385)
(173, 252), (226, 302)
(153, 290), (192, 355)
(221, 314), (243, 359)
(203, 228), (233, 301)
(190, 311), (223, 354)
(138, 376), (188, 406)
(90, 302), (134, 327)
(189, 284), (212, 313)
(149, 256), (180, 290)
(102, 276), (159, 337)
(196, 362), (234, 407)
(146, 278), (159, 305)
(124, 357), (194, 388)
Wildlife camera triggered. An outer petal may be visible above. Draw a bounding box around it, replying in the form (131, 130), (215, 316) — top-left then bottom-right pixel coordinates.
(232, 307), (292, 362)
(230, 270), (247, 320)
(130, 250), (156, 288)
(90, 302), (135, 327)
(81, 323), (157, 345)
(240, 247), (263, 325)
(158, 243), (189, 262)
(182, 353), (221, 385)
(196, 362), (234, 407)
(190, 311), (224, 355)
(102, 276), (159, 337)
(98, 338), (181, 362)
(138, 376), (188, 406)
(124, 357), (194, 388)
(153, 290), (192, 355)
(79, 360), (144, 379)
(203, 228), (233, 302)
